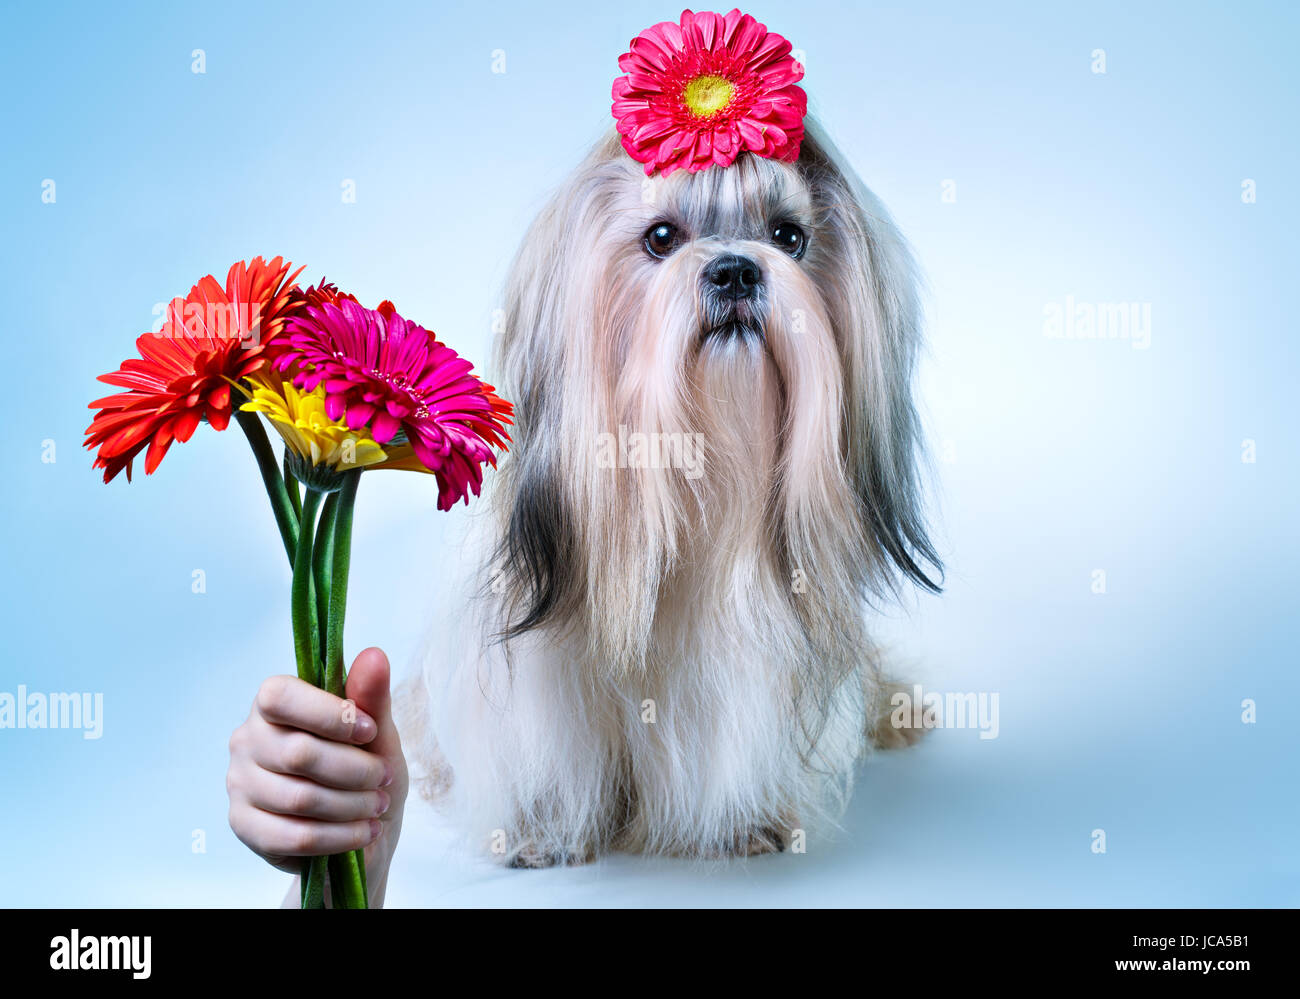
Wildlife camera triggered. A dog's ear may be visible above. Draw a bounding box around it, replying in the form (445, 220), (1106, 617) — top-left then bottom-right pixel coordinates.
(497, 440), (578, 639)
(491, 150), (614, 638)
(799, 120), (942, 594)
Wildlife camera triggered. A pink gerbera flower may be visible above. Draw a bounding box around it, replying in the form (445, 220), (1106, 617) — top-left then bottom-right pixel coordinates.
(277, 299), (513, 511)
(611, 8), (807, 177)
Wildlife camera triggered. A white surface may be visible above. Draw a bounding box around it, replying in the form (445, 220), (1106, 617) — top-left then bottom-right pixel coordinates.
(382, 724), (1290, 908)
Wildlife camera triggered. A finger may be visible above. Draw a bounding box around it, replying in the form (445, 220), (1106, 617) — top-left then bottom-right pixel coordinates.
(236, 808), (383, 858)
(345, 648), (402, 757)
(260, 728), (392, 791)
(255, 675), (377, 744)
(244, 769), (391, 822)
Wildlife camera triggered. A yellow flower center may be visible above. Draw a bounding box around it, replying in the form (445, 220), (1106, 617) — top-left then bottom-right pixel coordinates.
(683, 75), (735, 116)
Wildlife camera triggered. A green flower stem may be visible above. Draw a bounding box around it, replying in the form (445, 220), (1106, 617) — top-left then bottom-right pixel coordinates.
(327, 851), (368, 910)
(325, 470), (367, 908)
(235, 408), (298, 565)
(291, 488), (323, 687)
(291, 487), (327, 909)
(313, 493), (339, 660)
(283, 451), (303, 521)
(302, 856), (327, 910)
(325, 471), (360, 697)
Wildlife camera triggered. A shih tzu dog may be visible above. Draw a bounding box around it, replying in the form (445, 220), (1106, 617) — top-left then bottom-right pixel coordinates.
(399, 8), (941, 866)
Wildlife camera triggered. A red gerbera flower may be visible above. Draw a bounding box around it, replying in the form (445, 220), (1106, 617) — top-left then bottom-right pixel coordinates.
(611, 8), (807, 176)
(277, 298), (514, 511)
(85, 256), (304, 482)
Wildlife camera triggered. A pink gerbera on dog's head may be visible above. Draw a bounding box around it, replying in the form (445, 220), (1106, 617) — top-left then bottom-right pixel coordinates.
(611, 8), (807, 176)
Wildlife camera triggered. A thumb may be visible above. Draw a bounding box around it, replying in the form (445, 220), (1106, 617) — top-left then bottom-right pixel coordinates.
(345, 647), (401, 758)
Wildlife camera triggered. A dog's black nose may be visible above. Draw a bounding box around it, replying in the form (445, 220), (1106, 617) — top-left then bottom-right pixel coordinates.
(704, 254), (762, 300)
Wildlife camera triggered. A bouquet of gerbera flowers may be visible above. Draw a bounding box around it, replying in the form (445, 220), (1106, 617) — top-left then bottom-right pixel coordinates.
(85, 256), (512, 908)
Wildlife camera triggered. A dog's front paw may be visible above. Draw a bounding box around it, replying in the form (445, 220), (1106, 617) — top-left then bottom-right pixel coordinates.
(505, 844), (593, 869)
(702, 825), (788, 859)
(871, 716), (928, 749)
(870, 679), (930, 749)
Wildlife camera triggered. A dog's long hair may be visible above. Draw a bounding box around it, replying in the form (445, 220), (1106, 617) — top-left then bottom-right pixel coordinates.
(404, 117), (940, 861)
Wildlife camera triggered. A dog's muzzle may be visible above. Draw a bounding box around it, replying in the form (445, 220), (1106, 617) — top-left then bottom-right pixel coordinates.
(701, 253), (765, 341)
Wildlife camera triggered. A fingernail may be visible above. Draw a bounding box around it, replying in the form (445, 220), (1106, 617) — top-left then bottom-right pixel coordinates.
(381, 761), (393, 787)
(369, 820), (383, 841)
(353, 715), (377, 742)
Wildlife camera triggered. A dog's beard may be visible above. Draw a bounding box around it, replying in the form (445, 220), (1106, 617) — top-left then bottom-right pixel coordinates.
(699, 293), (765, 343)
(583, 241), (869, 706)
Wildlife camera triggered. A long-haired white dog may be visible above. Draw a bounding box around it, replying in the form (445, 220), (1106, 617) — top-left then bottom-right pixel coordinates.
(399, 106), (941, 865)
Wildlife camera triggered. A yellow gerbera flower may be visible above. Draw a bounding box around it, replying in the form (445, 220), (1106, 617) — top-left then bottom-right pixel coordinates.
(239, 368), (387, 475)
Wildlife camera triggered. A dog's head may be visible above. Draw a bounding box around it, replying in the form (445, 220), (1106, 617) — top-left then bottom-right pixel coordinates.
(489, 117), (940, 671)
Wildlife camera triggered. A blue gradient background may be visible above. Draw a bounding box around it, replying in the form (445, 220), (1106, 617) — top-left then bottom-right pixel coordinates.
(1, 0), (1295, 906)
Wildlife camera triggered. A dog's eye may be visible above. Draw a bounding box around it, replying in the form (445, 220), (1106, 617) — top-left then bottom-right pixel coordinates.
(772, 222), (807, 259)
(643, 222), (681, 259)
